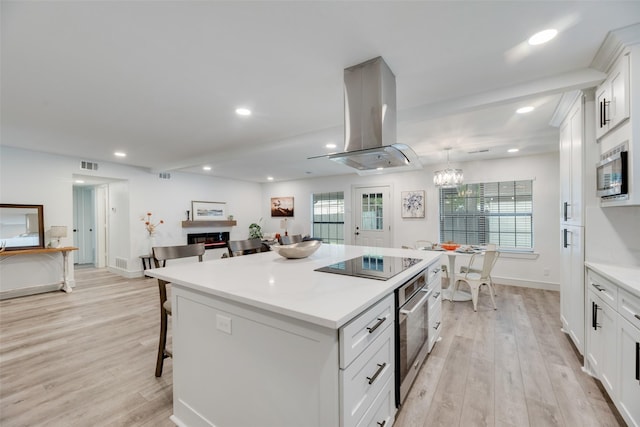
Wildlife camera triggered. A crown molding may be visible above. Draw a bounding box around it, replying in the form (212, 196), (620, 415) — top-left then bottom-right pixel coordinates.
(591, 23), (640, 72)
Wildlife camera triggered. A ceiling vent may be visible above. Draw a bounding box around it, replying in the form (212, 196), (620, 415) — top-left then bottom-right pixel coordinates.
(80, 160), (99, 171)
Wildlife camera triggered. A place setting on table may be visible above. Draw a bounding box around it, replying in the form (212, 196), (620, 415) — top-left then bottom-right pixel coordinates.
(416, 242), (487, 301)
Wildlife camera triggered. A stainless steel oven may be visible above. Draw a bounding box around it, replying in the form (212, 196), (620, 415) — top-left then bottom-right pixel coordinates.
(396, 267), (431, 405)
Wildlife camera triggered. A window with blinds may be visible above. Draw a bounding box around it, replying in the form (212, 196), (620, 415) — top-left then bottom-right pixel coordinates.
(312, 191), (344, 244)
(439, 180), (533, 249)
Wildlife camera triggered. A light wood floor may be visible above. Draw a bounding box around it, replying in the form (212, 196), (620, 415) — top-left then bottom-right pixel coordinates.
(0, 269), (624, 427)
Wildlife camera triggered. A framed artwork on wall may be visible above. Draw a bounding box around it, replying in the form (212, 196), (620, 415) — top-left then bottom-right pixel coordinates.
(192, 201), (226, 220)
(271, 197), (294, 217)
(401, 191), (425, 218)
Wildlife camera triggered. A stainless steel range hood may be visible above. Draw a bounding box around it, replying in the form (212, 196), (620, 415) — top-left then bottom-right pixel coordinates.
(327, 56), (421, 174)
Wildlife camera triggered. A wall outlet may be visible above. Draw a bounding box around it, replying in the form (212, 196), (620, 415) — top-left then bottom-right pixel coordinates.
(543, 268), (550, 277)
(216, 314), (232, 335)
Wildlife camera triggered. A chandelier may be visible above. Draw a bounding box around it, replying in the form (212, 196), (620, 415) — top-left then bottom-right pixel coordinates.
(433, 148), (463, 188)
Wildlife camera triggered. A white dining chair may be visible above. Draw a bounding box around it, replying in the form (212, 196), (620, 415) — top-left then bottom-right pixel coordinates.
(453, 248), (499, 311)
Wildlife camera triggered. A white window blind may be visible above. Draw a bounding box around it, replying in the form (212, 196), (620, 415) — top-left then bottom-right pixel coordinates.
(439, 180), (533, 249)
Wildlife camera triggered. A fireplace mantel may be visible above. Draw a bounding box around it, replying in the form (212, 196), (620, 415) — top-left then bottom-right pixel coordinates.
(181, 220), (237, 228)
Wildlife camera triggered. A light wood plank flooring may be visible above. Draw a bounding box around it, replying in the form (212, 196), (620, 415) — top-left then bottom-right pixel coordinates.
(0, 269), (624, 426)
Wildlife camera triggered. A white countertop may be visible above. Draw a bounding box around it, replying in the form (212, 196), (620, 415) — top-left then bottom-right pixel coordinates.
(585, 262), (640, 297)
(146, 244), (442, 329)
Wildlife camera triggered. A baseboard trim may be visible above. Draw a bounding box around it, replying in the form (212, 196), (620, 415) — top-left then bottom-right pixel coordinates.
(494, 276), (560, 291)
(0, 283), (63, 300)
(107, 266), (144, 279)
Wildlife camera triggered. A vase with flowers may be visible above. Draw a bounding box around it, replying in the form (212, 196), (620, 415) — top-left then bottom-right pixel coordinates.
(141, 212), (164, 254)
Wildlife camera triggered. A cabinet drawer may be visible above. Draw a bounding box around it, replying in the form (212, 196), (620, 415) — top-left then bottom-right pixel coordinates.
(428, 280), (442, 314)
(341, 325), (394, 427)
(340, 294), (394, 369)
(619, 288), (640, 331)
(428, 300), (442, 353)
(356, 376), (395, 427)
(588, 271), (617, 309)
(426, 262), (442, 286)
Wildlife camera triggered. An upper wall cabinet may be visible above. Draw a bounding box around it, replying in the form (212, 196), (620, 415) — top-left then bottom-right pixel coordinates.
(595, 54), (630, 141)
(559, 93), (586, 226)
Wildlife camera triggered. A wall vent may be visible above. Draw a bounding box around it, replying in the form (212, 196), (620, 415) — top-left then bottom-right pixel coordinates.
(115, 257), (128, 270)
(158, 172), (171, 180)
(80, 160), (99, 171)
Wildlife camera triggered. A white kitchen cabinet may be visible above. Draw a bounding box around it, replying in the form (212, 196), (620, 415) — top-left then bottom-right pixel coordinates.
(560, 225), (585, 353)
(428, 275), (442, 353)
(559, 94), (585, 226)
(595, 54), (630, 140)
(584, 264), (640, 427)
(618, 287), (640, 427)
(340, 293), (395, 427)
(558, 89), (592, 355)
(618, 316), (640, 427)
(586, 287), (617, 396)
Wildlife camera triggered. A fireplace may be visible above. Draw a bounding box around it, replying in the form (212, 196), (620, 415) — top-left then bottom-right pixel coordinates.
(187, 232), (230, 250)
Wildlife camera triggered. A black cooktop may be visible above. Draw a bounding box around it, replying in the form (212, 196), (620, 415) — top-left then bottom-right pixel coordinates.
(314, 255), (422, 281)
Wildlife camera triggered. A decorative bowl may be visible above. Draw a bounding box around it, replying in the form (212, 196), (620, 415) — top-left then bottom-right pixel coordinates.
(441, 243), (461, 251)
(271, 240), (321, 259)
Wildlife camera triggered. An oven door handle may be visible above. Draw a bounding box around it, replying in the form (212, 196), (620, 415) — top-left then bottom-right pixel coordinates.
(399, 288), (432, 315)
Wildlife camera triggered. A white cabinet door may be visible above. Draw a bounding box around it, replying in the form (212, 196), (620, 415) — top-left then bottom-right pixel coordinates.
(595, 54), (630, 140)
(608, 54), (630, 130)
(618, 316), (640, 427)
(559, 119), (572, 220)
(587, 290), (617, 396)
(560, 225), (584, 353)
(559, 95), (584, 226)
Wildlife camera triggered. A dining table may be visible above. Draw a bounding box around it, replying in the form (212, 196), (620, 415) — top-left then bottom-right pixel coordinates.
(418, 245), (485, 302)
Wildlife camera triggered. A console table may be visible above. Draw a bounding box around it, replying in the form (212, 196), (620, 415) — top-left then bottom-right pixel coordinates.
(0, 247), (78, 293)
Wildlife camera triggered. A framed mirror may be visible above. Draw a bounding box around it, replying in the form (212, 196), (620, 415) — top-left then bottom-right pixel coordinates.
(0, 204), (45, 250)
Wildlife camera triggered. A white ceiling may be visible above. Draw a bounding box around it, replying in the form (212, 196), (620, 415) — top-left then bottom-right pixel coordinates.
(2, 1), (639, 182)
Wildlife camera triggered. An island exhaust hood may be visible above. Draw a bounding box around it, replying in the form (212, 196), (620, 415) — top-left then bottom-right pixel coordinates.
(322, 56), (421, 174)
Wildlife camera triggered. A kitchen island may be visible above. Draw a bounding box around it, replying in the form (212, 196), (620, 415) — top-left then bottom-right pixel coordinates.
(146, 244), (442, 427)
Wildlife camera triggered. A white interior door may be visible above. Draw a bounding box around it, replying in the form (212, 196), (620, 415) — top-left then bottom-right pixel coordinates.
(73, 186), (96, 265)
(353, 185), (391, 247)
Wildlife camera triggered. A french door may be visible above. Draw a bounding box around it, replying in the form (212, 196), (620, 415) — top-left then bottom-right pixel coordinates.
(353, 185), (391, 247)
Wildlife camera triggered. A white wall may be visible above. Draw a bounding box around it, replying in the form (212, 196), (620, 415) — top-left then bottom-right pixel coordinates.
(261, 151), (562, 289)
(0, 146), (262, 294)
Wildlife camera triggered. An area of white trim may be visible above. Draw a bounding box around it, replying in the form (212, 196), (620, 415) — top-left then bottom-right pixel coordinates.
(494, 276), (559, 291)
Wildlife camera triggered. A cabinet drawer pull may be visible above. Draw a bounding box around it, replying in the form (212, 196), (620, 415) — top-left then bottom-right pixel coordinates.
(636, 342), (639, 382)
(367, 317), (386, 334)
(592, 301), (601, 330)
(434, 321), (441, 330)
(635, 314), (640, 321)
(592, 283), (604, 292)
(433, 291), (440, 299)
(377, 421), (386, 427)
(563, 202), (569, 222)
(366, 362), (387, 385)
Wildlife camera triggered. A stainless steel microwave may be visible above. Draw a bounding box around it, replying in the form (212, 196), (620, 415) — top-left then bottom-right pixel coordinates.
(596, 144), (628, 200)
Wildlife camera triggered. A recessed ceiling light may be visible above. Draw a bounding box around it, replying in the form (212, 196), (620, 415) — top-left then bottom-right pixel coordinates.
(75, 180), (85, 184)
(203, 166), (212, 171)
(325, 143), (337, 149)
(508, 148), (519, 153)
(235, 108), (251, 116)
(114, 151), (126, 157)
(267, 176), (274, 181)
(528, 29), (558, 46)
(376, 167), (384, 171)
(516, 106), (535, 114)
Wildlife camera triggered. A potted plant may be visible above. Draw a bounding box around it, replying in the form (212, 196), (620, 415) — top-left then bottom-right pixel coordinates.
(248, 219), (263, 240)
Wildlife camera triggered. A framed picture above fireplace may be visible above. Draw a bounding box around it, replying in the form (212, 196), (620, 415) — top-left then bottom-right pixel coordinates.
(192, 201), (226, 221)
